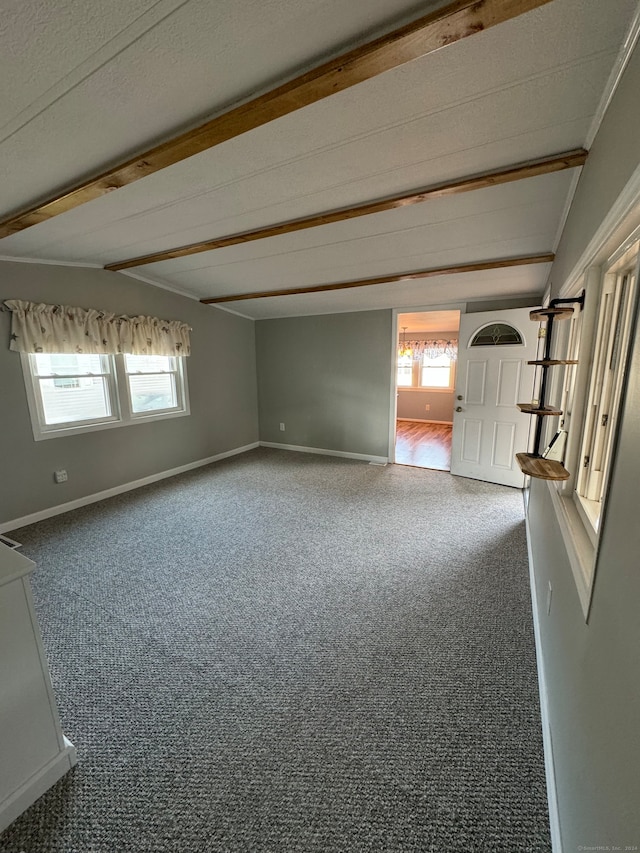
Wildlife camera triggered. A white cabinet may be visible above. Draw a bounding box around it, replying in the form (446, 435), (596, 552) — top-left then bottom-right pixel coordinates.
(0, 544), (76, 832)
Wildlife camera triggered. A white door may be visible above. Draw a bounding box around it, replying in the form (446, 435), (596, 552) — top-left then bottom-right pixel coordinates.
(450, 308), (537, 488)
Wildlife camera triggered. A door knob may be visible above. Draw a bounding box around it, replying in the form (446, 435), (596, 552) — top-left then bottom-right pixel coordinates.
(457, 395), (463, 400)
(456, 406), (463, 412)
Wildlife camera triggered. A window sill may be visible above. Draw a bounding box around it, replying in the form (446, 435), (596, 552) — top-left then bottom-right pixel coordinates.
(33, 408), (190, 441)
(546, 481), (596, 620)
(397, 387), (454, 393)
(574, 492), (601, 540)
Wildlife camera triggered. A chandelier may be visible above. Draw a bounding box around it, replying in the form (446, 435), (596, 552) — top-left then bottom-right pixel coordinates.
(398, 327), (413, 358)
(398, 327), (458, 361)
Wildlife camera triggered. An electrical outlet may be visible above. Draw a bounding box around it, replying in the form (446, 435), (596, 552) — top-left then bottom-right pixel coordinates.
(547, 581), (553, 614)
(279, 422), (285, 431)
(425, 404), (430, 412)
(54, 469), (68, 484)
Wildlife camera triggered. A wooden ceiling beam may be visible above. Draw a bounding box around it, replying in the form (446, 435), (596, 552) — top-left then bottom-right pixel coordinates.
(199, 253), (555, 304)
(0, 0), (554, 240)
(106, 149), (587, 271)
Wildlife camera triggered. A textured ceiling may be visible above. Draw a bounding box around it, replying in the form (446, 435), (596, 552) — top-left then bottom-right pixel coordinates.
(1, 0), (638, 319)
(398, 310), (461, 334)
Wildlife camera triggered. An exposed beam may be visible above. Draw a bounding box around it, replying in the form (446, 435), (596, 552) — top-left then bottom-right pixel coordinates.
(107, 149), (587, 271)
(199, 254), (555, 304)
(0, 0), (554, 240)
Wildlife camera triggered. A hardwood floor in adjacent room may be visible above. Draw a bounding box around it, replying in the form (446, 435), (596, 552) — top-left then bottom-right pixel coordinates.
(395, 420), (452, 471)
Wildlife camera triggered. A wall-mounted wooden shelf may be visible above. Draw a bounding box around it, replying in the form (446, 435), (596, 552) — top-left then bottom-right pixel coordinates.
(527, 359), (579, 366)
(516, 453), (570, 481)
(517, 403), (562, 416)
(517, 297), (583, 481)
(529, 307), (574, 321)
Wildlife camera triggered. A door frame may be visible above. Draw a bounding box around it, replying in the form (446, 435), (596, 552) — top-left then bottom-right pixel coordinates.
(388, 303), (466, 464)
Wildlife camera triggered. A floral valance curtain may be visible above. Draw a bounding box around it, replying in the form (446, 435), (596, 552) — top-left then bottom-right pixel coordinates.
(4, 301), (191, 357)
(398, 338), (458, 361)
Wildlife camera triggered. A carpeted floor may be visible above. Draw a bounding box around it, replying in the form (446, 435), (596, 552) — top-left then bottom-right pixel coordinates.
(0, 448), (551, 852)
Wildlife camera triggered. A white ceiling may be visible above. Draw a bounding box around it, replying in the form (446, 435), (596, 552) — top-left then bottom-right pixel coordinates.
(1, 0), (638, 319)
(399, 311), (460, 334)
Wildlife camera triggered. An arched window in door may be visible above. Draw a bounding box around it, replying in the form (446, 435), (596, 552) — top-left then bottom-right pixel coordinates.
(469, 322), (523, 347)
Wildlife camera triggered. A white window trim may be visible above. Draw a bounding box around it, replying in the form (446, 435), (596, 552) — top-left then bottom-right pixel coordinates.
(119, 355), (188, 420)
(546, 241), (639, 619)
(398, 386), (455, 394)
(21, 353), (190, 441)
(420, 352), (457, 391)
(396, 354), (457, 391)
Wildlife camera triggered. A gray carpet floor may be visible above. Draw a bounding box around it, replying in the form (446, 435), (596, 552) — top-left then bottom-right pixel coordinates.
(0, 448), (551, 852)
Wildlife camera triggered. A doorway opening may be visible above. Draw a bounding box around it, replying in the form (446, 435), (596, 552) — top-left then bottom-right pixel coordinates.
(394, 310), (460, 471)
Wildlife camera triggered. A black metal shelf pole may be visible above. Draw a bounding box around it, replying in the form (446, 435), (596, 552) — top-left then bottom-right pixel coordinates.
(530, 292), (584, 456)
(532, 314), (554, 455)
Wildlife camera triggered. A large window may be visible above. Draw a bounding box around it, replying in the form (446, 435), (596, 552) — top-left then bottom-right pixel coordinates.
(30, 353), (117, 427)
(420, 352), (455, 388)
(396, 351), (456, 390)
(22, 352), (189, 440)
(397, 354), (414, 387)
(547, 234), (639, 615)
(574, 264), (636, 529)
(124, 354), (184, 416)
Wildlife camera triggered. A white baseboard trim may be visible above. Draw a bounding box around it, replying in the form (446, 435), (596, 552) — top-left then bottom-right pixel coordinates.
(396, 417), (453, 425)
(524, 508), (563, 852)
(260, 441), (388, 465)
(0, 740), (77, 833)
(0, 442), (260, 533)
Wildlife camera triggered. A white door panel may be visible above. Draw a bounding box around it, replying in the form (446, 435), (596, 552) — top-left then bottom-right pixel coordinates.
(465, 360), (487, 405)
(492, 421), (516, 469)
(461, 419), (483, 463)
(451, 308), (537, 488)
(496, 360), (521, 407)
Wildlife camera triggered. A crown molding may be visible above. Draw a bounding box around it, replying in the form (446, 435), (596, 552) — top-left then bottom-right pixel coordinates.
(115, 268), (200, 301)
(0, 254), (102, 268)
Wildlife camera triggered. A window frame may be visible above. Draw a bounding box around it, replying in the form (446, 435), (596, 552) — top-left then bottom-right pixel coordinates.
(21, 352), (190, 441)
(468, 322), (524, 347)
(544, 237), (640, 617)
(396, 354), (414, 388)
(26, 352), (120, 433)
(396, 350), (457, 392)
(575, 266), (636, 518)
(419, 350), (456, 391)
(119, 354), (186, 420)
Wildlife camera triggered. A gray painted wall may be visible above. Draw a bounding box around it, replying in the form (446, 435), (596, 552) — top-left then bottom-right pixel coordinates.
(465, 296), (539, 312)
(0, 262), (258, 525)
(550, 43), (640, 291)
(396, 389), (453, 422)
(256, 311), (392, 457)
(527, 40), (640, 849)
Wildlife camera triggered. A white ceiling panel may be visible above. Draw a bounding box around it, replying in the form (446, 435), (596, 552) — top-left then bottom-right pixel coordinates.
(206, 264), (551, 321)
(0, 0), (439, 214)
(398, 311), (461, 333)
(0, 48), (610, 263)
(0, 0), (638, 318)
(1, 0), (170, 125)
(134, 173), (572, 292)
(1, 0), (625, 262)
